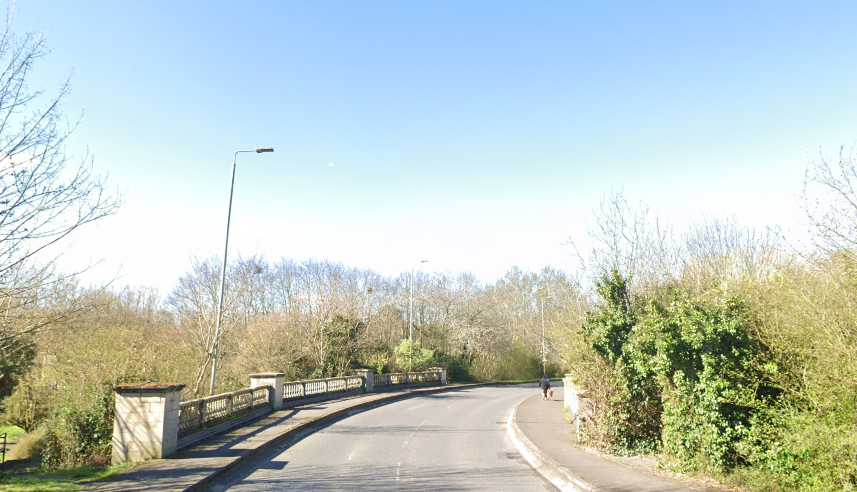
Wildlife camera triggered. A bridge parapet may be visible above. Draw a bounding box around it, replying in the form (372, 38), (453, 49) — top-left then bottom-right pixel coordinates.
(112, 369), (446, 464)
(563, 373), (593, 442)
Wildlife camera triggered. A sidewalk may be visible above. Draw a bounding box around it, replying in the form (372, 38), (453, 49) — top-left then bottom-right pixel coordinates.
(509, 386), (711, 492)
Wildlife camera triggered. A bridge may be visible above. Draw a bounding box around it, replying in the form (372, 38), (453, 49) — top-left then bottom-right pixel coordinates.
(94, 371), (704, 491)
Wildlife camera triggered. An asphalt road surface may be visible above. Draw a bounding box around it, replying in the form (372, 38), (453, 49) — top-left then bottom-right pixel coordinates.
(210, 384), (556, 491)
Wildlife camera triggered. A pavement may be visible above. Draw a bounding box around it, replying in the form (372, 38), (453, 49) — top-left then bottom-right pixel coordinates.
(508, 387), (711, 492)
(87, 383), (714, 492)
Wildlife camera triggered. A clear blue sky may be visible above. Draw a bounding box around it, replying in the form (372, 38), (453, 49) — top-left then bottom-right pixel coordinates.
(15, 1), (857, 294)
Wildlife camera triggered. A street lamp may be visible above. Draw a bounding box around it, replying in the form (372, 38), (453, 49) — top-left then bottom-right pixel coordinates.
(541, 297), (546, 377)
(209, 147), (274, 396)
(408, 259), (428, 372)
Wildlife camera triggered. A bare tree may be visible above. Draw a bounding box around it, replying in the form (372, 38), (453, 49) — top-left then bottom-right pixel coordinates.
(802, 145), (857, 263)
(0, 14), (120, 352)
(570, 189), (674, 294)
(166, 257), (222, 396)
(679, 216), (786, 291)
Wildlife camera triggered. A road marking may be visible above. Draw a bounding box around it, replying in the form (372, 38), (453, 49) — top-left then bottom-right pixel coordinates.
(398, 419), (428, 480)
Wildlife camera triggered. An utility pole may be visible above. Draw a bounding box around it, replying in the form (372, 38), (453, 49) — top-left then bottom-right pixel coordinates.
(541, 297), (546, 376)
(408, 260), (428, 372)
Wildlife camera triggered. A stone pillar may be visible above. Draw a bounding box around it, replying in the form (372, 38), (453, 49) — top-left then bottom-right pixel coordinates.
(429, 367), (447, 385)
(563, 374), (576, 413)
(250, 373), (286, 411)
(350, 369), (374, 392)
(112, 382), (185, 465)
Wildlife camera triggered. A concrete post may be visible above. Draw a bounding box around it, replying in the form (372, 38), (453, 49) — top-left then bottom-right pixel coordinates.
(250, 373), (285, 411)
(350, 369), (374, 393)
(112, 382), (185, 464)
(428, 367), (447, 385)
(563, 374), (576, 413)
(564, 373), (586, 442)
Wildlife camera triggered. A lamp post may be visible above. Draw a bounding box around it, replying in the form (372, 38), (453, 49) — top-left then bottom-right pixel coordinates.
(408, 259), (428, 372)
(209, 147), (274, 396)
(541, 297), (546, 376)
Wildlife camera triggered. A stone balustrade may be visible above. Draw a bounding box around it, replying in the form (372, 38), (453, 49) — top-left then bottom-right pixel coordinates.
(176, 385), (271, 449)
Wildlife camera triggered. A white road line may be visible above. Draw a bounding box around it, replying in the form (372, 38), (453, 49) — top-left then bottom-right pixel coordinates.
(398, 418), (428, 481)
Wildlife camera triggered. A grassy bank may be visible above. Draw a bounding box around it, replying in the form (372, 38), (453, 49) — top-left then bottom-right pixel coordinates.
(0, 463), (132, 492)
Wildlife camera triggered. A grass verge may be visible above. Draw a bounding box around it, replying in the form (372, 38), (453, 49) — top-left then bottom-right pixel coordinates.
(0, 463), (134, 492)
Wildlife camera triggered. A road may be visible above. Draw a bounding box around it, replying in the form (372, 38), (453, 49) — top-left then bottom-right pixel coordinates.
(210, 384), (556, 491)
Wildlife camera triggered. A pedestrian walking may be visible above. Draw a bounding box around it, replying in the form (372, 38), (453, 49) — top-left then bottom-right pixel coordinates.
(538, 375), (551, 400)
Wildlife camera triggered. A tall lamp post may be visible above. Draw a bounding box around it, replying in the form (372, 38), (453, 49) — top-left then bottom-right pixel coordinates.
(541, 297), (547, 376)
(209, 147), (274, 396)
(408, 259), (428, 372)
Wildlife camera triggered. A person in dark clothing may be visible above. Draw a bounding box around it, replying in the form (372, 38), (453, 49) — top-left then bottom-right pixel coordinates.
(539, 376), (551, 400)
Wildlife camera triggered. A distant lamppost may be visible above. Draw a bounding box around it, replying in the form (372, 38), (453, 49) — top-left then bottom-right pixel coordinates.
(408, 259), (428, 372)
(209, 147), (274, 396)
(541, 298), (547, 376)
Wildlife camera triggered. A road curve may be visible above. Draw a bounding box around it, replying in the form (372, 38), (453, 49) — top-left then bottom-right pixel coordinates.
(210, 384), (556, 491)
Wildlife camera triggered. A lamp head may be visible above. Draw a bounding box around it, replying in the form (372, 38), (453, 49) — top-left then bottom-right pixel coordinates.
(255, 147), (274, 153)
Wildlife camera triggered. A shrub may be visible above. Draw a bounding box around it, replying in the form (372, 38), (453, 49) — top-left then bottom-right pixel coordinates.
(0, 335), (36, 406)
(1, 378), (53, 433)
(643, 294), (770, 472)
(41, 384), (113, 469)
(581, 270), (778, 468)
(430, 348), (474, 382)
(393, 339), (435, 372)
(7, 426), (46, 461)
(581, 269), (662, 454)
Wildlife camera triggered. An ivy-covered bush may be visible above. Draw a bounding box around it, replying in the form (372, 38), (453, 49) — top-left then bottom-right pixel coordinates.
(642, 294), (771, 472)
(582, 270), (778, 472)
(41, 383), (114, 469)
(581, 270), (662, 454)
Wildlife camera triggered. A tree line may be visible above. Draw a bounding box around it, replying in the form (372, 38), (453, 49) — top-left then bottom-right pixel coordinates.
(2, 259), (579, 467)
